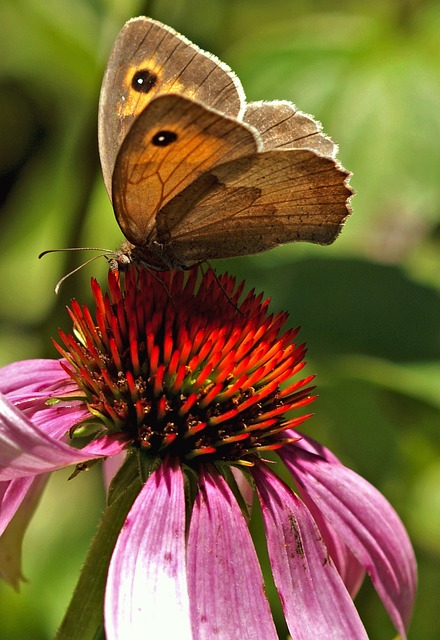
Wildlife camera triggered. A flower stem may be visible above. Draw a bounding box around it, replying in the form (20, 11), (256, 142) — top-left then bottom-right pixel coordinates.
(56, 452), (143, 640)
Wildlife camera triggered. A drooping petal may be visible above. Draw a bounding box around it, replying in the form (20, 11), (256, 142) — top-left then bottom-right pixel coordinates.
(0, 474), (48, 589)
(231, 466), (254, 512)
(102, 452), (126, 490)
(105, 459), (191, 640)
(81, 434), (130, 457)
(0, 358), (89, 441)
(280, 435), (417, 639)
(0, 394), (103, 480)
(30, 403), (90, 440)
(0, 477), (40, 535)
(302, 490), (365, 598)
(253, 463), (369, 640)
(187, 465), (278, 640)
(0, 359), (69, 395)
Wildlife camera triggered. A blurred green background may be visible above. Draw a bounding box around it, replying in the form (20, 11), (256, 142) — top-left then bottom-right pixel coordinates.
(0, 0), (439, 637)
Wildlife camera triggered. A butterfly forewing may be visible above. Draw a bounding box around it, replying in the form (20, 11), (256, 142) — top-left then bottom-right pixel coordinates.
(99, 16), (246, 195)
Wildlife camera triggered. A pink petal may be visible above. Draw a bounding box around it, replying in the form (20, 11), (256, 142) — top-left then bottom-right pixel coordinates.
(0, 394), (103, 480)
(187, 465), (278, 640)
(82, 434), (130, 457)
(0, 477), (40, 535)
(0, 358), (89, 441)
(30, 403), (90, 440)
(102, 451), (126, 490)
(253, 464), (369, 640)
(0, 359), (69, 395)
(231, 467), (254, 512)
(0, 474), (48, 589)
(301, 490), (365, 598)
(105, 459), (191, 640)
(280, 435), (417, 639)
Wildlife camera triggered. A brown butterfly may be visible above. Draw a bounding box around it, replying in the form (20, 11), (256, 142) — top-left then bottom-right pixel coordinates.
(98, 16), (353, 271)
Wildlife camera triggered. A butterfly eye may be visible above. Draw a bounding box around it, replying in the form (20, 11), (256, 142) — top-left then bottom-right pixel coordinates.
(151, 131), (178, 147)
(131, 69), (158, 93)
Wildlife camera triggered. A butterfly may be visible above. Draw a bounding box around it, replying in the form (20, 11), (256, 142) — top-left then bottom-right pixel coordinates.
(98, 16), (353, 271)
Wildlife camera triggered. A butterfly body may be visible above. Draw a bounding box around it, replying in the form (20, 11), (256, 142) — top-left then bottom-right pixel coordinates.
(99, 17), (353, 270)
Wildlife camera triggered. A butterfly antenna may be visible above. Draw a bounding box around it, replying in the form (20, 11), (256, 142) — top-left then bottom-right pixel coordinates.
(51, 254), (109, 294)
(39, 247), (120, 293)
(38, 247), (115, 259)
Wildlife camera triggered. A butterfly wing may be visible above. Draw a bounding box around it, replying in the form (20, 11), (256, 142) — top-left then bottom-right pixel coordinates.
(155, 149), (353, 264)
(244, 100), (337, 156)
(111, 94), (260, 248)
(99, 16), (246, 195)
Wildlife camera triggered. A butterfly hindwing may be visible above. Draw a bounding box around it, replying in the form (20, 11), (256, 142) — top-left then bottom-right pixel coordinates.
(155, 148), (352, 264)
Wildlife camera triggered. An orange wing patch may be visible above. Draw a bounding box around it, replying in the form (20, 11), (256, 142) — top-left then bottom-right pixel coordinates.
(119, 60), (188, 118)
